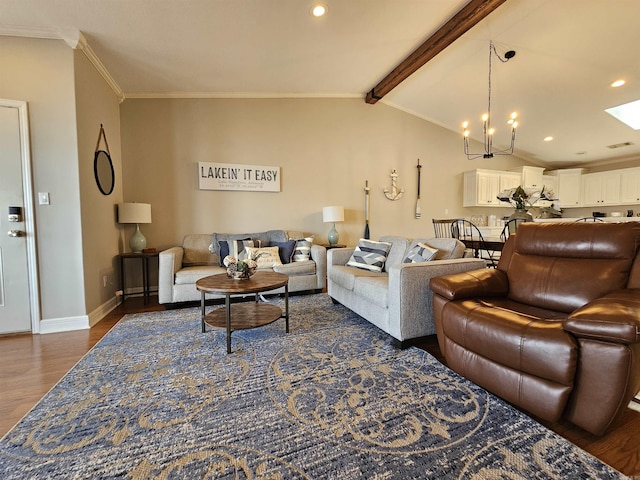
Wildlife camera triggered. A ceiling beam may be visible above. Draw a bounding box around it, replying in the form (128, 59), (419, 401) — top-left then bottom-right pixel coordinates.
(365, 0), (508, 104)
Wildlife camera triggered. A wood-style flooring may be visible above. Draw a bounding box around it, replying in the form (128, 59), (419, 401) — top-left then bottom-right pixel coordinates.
(1, 295), (638, 477)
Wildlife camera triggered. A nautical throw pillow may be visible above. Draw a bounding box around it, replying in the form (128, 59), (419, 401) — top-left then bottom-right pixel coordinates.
(218, 239), (254, 266)
(403, 242), (439, 263)
(245, 246), (283, 269)
(270, 239), (297, 264)
(347, 239), (392, 273)
(293, 236), (314, 262)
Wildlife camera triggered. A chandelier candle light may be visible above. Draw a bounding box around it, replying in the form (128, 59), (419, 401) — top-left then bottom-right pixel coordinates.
(323, 206), (344, 246)
(463, 41), (518, 160)
(117, 202), (152, 253)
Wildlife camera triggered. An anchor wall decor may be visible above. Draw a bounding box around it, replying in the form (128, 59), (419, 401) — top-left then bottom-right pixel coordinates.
(383, 169), (404, 201)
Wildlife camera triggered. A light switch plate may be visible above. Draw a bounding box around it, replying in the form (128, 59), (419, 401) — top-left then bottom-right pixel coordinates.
(38, 192), (50, 205)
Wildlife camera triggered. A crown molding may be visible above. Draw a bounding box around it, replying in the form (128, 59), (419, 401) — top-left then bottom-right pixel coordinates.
(0, 26), (124, 102)
(124, 92), (362, 100)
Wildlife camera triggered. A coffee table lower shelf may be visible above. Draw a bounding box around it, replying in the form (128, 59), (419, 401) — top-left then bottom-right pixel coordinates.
(204, 302), (283, 330)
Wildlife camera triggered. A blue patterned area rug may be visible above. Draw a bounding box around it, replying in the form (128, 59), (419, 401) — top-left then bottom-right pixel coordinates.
(0, 294), (627, 479)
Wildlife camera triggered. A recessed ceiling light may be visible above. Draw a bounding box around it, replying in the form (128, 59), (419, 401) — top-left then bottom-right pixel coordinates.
(605, 99), (640, 130)
(543, 136), (553, 142)
(611, 79), (626, 88)
(311, 3), (328, 17)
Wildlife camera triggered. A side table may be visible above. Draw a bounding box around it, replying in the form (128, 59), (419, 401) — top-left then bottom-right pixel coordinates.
(320, 244), (346, 250)
(119, 252), (159, 304)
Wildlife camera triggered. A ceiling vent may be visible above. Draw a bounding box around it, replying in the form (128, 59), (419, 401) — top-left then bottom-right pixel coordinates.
(606, 141), (634, 149)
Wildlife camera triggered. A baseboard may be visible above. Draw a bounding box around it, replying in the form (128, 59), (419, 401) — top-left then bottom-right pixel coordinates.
(38, 296), (120, 334)
(629, 394), (640, 413)
(88, 295), (120, 327)
(39, 315), (90, 334)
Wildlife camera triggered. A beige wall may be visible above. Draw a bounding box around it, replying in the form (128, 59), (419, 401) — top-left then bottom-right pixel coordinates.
(3, 35), (640, 330)
(74, 49), (124, 314)
(120, 97), (529, 248)
(0, 36), (86, 321)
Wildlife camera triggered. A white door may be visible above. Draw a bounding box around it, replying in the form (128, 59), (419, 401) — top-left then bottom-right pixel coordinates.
(0, 102), (34, 333)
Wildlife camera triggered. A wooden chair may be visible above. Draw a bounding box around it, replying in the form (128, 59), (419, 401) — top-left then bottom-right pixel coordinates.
(432, 218), (458, 238)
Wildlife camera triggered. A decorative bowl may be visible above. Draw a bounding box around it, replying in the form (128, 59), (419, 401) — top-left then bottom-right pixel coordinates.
(227, 267), (256, 280)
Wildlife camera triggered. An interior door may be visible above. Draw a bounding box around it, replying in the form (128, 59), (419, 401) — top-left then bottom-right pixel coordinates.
(0, 104), (32, 333)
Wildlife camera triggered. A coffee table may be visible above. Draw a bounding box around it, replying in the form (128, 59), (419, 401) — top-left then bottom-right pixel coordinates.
(196, 271), (289, 353)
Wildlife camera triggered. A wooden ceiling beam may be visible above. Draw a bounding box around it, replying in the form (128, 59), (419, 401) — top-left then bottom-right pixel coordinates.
(365, 0), (508, 104)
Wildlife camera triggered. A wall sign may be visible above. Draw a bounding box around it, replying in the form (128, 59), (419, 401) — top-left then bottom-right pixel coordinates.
(198, 162), (281, 192)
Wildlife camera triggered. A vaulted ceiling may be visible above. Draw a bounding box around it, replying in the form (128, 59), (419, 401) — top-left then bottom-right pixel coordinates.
(2, 0), (639, 168)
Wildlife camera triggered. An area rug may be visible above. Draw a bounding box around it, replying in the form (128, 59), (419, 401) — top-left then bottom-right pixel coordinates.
(0, 294), (627, 479)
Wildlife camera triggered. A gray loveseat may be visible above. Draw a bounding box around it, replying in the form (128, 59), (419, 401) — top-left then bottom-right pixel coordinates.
(327, 236), (485, 347)
(159, 230), (326, 305)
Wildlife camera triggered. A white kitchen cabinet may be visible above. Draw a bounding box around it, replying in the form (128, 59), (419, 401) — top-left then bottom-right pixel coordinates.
(511, 166), (545, 190)
(582, 171), (621, 207)
(620, 167), (640, 204)
(546, 169), (583, 207)
(463, 169), (518, 207)
(500, 172), (521, 191)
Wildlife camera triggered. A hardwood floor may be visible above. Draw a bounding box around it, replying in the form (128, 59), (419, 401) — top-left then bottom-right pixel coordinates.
(1, 295), (638, 477)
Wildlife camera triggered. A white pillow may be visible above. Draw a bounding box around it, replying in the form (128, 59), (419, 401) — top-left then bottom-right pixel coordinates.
(245, 246), (283, 269)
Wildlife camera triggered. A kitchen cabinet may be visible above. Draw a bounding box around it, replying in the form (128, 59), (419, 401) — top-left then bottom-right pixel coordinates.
(620, 167), (640, 204)
(546, 168), (583, 207)
(463, 169), (518, 207)
(582, 171), (621, 206)
(511, 166), (545, 190)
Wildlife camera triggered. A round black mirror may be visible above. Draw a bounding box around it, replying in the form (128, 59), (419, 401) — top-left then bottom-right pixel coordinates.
(94, 150), (115, 195)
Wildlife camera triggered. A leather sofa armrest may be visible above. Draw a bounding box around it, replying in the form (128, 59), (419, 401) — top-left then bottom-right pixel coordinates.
(429, 267), (509, 301)
(158, 246), (184, 304)
(565, 289), (640, 344)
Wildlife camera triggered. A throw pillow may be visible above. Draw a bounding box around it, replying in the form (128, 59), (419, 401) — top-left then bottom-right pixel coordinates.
(346, 239), (392, 273)
(218, 239), (254, 266)
(293, 236), (314, 262)
(403, 242), (439, 263)
(245, 246), (283, 269)
(270, 239), (297, 264)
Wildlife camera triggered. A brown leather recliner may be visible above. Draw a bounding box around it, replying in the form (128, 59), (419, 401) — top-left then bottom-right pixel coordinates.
(429, 221), (640, 436)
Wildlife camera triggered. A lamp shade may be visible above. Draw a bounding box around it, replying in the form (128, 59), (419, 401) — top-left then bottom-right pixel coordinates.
(322, 206), (344, 223)
(118, 203), (152, 224)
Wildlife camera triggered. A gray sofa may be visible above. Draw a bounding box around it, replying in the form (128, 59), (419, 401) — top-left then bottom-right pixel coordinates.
(327, 236), (485, 347)
(159, 230), (326, 305)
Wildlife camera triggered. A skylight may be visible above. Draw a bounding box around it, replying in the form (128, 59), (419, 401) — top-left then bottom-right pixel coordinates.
(605, 99), (640, 130)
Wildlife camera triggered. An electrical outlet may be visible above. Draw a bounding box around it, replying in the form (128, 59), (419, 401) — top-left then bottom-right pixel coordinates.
(103, 275), (108, 287)
(445, 208), (449, 214)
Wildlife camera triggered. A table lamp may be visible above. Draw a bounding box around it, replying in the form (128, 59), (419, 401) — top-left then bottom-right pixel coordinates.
(118, 203), (152, 253)
(322, 206), (344, 246)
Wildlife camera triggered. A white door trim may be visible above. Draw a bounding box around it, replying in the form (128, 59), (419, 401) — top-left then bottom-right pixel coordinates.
(1, 99), (40, 333)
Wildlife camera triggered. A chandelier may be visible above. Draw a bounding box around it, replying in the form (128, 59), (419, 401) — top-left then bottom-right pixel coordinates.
(463, 41), (518, 160)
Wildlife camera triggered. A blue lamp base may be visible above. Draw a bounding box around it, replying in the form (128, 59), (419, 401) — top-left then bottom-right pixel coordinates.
(327, 223), (339, 246)
(129, 224), (147, 253)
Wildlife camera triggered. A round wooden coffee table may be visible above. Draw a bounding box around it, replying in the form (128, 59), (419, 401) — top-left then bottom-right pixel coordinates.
(196, 271), (289, 353)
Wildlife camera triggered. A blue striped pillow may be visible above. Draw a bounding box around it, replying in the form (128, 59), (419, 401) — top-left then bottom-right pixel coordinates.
(346, 239), (392, 272)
